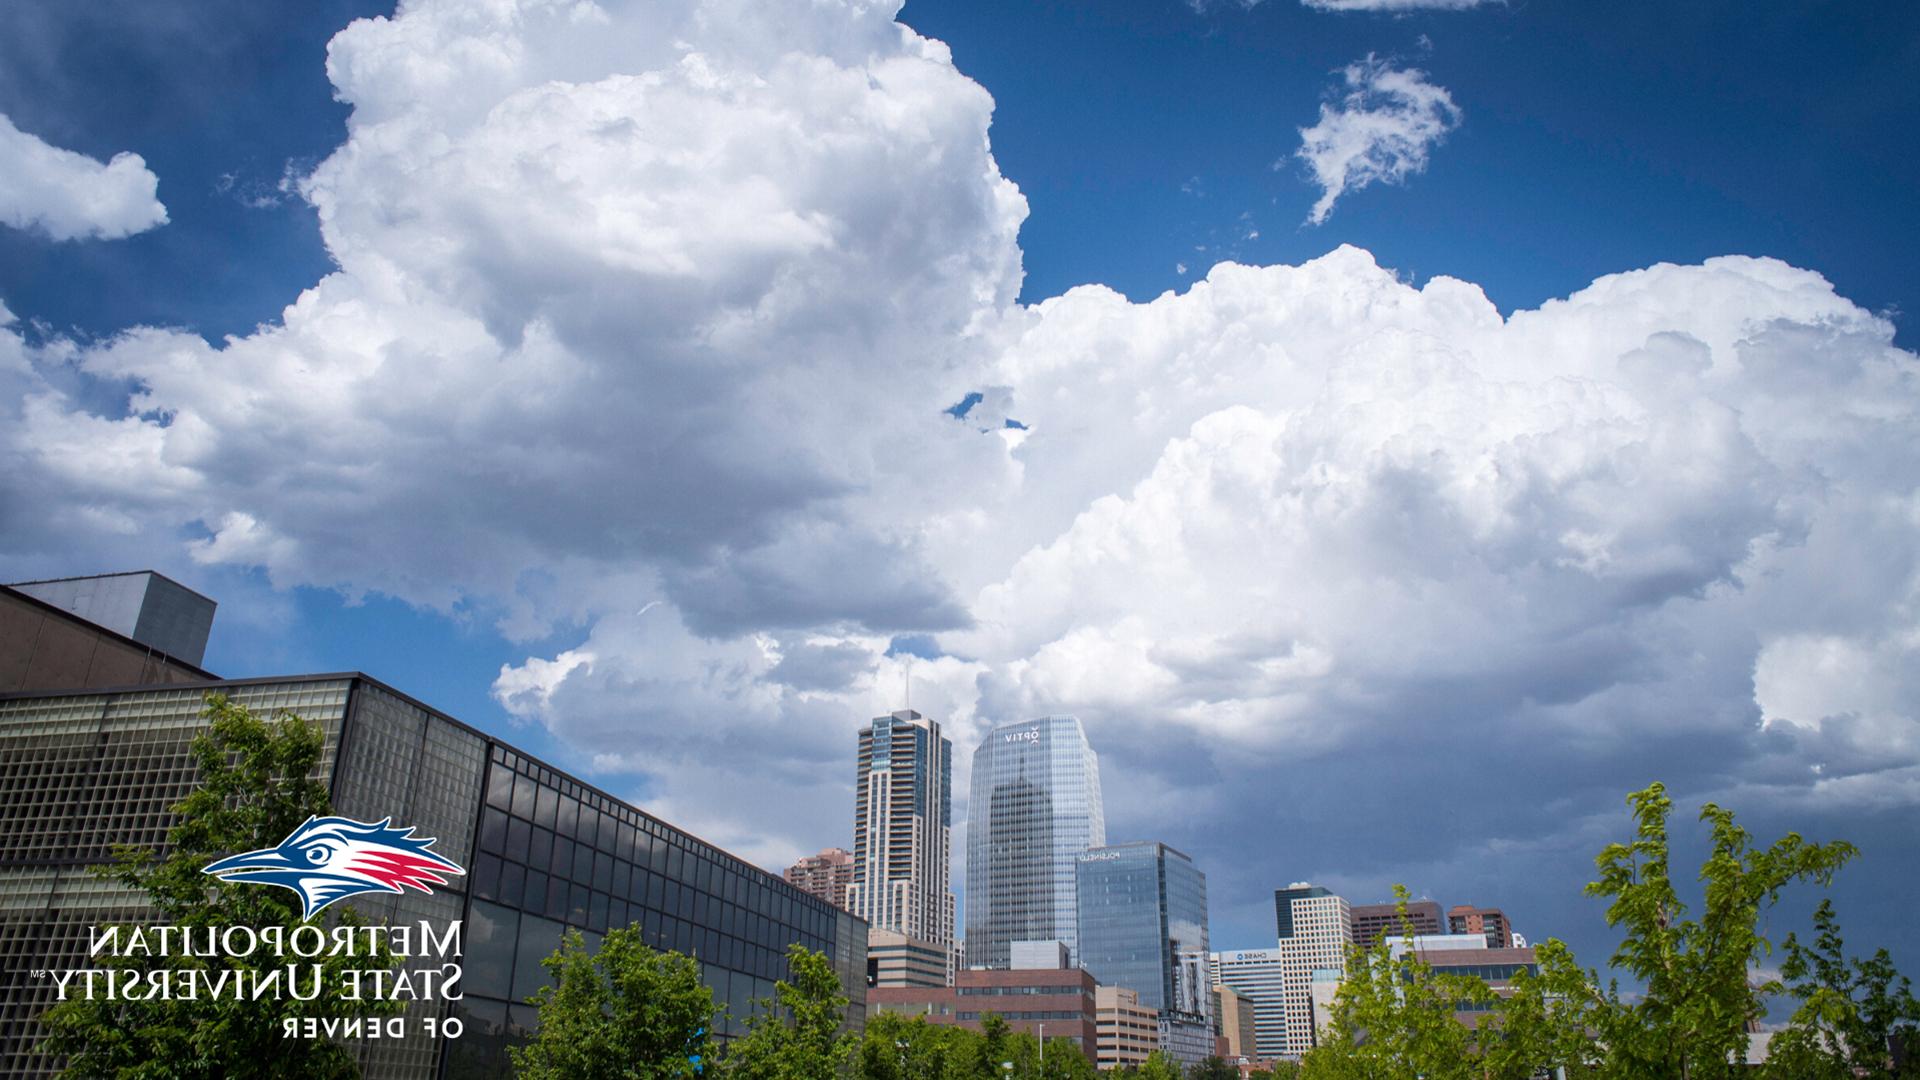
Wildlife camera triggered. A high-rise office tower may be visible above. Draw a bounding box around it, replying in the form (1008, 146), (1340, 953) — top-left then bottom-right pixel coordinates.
(965, 715), (1106, 969)
(848, 710), (955, 968)
(1349, 898), (1443, 948)
(1447, 904), (1515, 949)
(784, 847), (855, 909)
(1209, 948), (1288, 1060)
(1275, 883), (1352, 1055)
(1076, 842), (1212, 1067)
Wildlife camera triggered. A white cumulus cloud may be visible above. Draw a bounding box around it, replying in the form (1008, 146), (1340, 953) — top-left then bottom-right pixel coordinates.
(1295, 55), (1461, 224)
(0, 112), (168, 240)
(3, 0), (1918, 931)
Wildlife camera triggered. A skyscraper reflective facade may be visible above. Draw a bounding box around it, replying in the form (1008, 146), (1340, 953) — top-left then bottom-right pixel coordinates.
(1074, 843), (1210, 1013)
(964, 715), (1105, 970)
(1075, 842), (1211, 1068)
(848, 710), (955, 964)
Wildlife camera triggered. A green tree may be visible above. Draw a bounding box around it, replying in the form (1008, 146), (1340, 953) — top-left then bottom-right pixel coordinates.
(1476, 939), (1600, 1079)
(1034, 1034), (1097, 1080)
(1763, 899), (1920, 1079)
(856, 1012), (978, 1080)
(1301, 886), (1498, 1080)
(722, 943), (855, 1080)
(509, 925), (716, 1079)
(975, 1013), (1013, 1080)
(1559, 782), (1856, 1079)
(1137, 1051), (1183, 1080)
(1186, 1056), (1237, 1080)
(1000, 1029), (1094, 1080)
(43, 694), (401, 1079)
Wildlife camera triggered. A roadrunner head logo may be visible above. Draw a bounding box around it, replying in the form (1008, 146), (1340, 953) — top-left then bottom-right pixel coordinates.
(202, 816), (466, 919)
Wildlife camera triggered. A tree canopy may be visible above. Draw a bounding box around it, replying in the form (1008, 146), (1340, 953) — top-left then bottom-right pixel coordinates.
(719, 943), (856, 1080)
(1303, 781), (1873, 1080)
(509, 925), (716, 1080)
(1763, 899), (1920, 1079)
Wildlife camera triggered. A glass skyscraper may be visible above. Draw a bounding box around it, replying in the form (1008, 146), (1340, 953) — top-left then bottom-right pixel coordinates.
(963, 715), (1105, 970)
(1075, 842), (1211, 1066)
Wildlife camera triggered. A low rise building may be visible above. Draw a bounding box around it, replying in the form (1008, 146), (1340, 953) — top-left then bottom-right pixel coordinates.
(1391, 935), (1540, 1026)
(2, 576), (215, 692)
(868, 928), (950, 988)
(1157, 1013), (1215, 1069)
(869, 965), (1099, 1062)
(1212, 983), (1258, 1060)
(0, 573), (868, 1078)
(1095, 986), (1159, 1070)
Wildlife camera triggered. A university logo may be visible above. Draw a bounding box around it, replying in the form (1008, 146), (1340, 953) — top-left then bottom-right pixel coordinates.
(202, 816), (467, 918)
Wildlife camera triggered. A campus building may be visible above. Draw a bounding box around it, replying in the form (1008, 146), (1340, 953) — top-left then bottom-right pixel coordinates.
(868, 965), (1099, 1061)
(849, 710), (955, 976)
(0, 580), (867, 1078)
(2, 576), (214, 693)
(964, 715), (1105, 970)
(1076, 842), (1211, 1068)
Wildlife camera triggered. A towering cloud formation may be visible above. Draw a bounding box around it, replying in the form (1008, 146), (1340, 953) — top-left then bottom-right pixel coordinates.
(0, 113), (168, 241)
(1, 0), (1915, 905)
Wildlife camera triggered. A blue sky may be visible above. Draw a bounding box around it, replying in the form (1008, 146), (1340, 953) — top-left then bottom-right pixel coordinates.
(3, 0), (1918, 986)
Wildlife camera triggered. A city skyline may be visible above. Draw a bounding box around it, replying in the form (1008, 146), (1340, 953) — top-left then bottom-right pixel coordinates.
(0, 0), (1915, 982)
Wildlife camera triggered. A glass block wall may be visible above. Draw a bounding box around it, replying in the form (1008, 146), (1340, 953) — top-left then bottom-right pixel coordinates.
(0, 679), (350, 1079)
(451, 742), (866, 1079)
(0, 675), (867, 1079)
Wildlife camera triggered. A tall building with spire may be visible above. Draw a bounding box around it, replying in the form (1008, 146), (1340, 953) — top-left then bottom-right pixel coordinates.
(964, 715), (1106, 970)
(848, 709), (955, 972)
